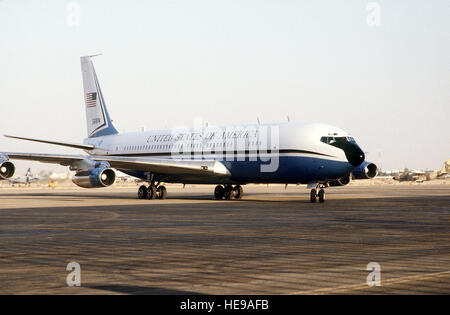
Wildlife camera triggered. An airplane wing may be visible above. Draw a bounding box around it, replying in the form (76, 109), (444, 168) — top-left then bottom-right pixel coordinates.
(4, 135), (95, 150)
(7, 179), (25, 184)
(3, 153), (231, 178)
(3, 153), (85, 166)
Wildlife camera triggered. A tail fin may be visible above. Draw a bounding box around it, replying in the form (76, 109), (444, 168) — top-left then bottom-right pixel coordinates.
(441, 159), (450, 174)
(80, 55), (119, 138)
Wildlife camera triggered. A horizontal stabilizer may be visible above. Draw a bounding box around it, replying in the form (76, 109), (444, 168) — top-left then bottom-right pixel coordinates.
(4, 135), (95, 150)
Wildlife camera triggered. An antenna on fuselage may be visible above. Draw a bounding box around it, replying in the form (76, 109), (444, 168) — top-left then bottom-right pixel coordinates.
(287, 116), (290, 122)
(257, 117), (260, 124)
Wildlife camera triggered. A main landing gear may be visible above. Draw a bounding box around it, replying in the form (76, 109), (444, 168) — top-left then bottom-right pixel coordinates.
(310, 185), (326, 203)
(138, 184), (167, 200)
(214, 185), (243, 200)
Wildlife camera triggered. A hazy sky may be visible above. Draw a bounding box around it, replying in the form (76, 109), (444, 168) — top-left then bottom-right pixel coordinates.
(1, 0), (449, 174)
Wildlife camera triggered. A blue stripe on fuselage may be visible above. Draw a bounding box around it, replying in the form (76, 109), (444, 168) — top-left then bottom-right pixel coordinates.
(119, 155), (354, 184)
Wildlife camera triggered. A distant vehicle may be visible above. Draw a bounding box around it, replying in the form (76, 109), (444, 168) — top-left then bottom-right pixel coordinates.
(48, 180), (58, 189)
(393, 160), (449, 182)
(0, 55), (377, 202)
(7, 168), (41, 186)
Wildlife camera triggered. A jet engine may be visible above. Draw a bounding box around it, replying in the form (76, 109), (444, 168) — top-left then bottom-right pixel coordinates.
(72, 167), (116, 188)
(352, 161), (378, 179)
(0, 156), (15, 180)
(328, 174), (351, 186)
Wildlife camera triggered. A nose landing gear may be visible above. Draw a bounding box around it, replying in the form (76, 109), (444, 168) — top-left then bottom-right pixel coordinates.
(310, 185), (326, 203)
(318, 188), (325, 202)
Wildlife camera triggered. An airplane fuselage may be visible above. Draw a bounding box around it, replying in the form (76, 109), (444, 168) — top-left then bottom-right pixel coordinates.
(83, 122), (362, 185)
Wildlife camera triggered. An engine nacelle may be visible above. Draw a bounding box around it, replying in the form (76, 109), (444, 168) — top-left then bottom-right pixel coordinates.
(328, 174), (351, 187)
(352, 161), (378, 179)
(72, 167), (116, 188)
(0, 158), (15, 180)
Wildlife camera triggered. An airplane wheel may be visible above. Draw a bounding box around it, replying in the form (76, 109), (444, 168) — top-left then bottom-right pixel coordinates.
(157, 186), (167, 199)
(138, 185), (147, 199)
(214, 185), (225, 199)
(232, 185), (243, 199)
(310, 189), (317, 203)
(146, 185), (157, 199)
(318, 189), (325, 203)
(224, 185), (234, 200)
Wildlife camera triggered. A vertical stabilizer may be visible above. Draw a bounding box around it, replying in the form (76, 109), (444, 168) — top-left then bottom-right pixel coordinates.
(441, 159), (450, 174)
(80, 55), (118, 138)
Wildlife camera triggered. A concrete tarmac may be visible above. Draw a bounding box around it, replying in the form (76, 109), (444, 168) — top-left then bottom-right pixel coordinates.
(0, 184), (449, 294)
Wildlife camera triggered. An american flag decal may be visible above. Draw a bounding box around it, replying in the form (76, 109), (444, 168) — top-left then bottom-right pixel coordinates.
(85, 92), (97, 107)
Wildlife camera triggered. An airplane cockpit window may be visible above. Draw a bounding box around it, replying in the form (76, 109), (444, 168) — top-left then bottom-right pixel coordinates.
(321, 136), (356, 145)
(320, 136), (334, 144)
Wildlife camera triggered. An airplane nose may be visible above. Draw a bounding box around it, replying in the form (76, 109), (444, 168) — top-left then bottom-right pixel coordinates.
(344, 142), (365, 167)
(327, 138), (365, 166)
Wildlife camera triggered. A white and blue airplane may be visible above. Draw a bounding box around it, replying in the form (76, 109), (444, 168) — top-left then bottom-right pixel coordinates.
(0, 55), (377, 202)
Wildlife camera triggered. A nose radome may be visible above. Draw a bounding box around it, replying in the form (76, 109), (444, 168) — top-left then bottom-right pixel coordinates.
(327, 138), (366, 167)
(345, 143), (365, 167)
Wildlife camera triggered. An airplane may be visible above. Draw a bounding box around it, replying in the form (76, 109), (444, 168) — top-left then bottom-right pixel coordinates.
(7, 168), (41, 186)
(0, 55), (378, 202)
(393, 170), (426, 183)
(393, 160), (449, 182)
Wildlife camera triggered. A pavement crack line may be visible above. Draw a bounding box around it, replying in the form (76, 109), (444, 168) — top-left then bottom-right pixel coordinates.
(288, 270), (450, 294)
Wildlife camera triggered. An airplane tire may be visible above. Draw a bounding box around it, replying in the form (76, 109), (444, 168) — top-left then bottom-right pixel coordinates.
(232, 185), (243, 199)
(138, 185), (147, 199)
(147, 185), (157, 199)
(214, 185), (225, 199)
(318, 189), (325, 203)
(157, 186), (167, 199)
(224, 185), (234, 200)
(310, 189), (317, 203)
